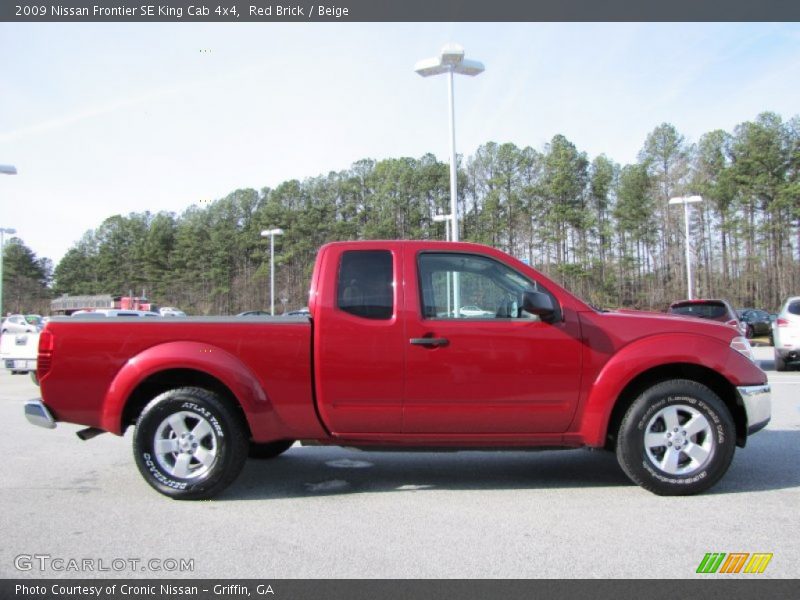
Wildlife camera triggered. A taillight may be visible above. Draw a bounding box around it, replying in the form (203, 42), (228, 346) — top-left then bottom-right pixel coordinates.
(776, 318), (789, 327)
(38, 330), (54, 379)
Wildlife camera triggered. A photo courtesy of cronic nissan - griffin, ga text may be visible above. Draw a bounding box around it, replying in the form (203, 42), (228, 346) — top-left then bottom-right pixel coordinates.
(25, 241), (771, 499)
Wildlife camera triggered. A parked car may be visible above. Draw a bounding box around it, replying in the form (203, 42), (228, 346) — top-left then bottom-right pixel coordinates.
(667, 299), (747, 337)
(285, 308), (311, 317)
(236, 310), (272, 317)
(458, 305), (495, 318)
(71, 309), (161, 318)
(738, 308), (773, 340)
(159, 307), (186, 317)
(772, 296), (800, 371)
(27, 240), (770, 499)
(0, 329), (39, 380)
(1, 314), (43, 334)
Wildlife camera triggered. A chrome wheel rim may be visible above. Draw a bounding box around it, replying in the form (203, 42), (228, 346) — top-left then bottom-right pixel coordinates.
(154, 411), (218, 479)
(644, 404), (714, 476)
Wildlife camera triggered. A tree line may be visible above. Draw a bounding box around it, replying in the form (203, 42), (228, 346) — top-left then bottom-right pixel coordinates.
(5, 111), (799, 315)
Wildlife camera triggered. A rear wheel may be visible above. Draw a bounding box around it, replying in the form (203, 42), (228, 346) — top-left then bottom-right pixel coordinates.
(248, 439), (295, 459)
(616, 380), (735, 496)
(774, 351), (787, 372)
(133, 387), (248, 500)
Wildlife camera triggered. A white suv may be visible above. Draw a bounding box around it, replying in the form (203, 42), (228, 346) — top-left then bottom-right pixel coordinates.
(1, 314), (42, 334)
(772, 296), (800, 371)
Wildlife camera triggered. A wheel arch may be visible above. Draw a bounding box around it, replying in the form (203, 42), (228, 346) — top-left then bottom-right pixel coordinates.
(121, 369), (252, 438)
(99, 341), (275, 439)
(603, 363), (747, 451)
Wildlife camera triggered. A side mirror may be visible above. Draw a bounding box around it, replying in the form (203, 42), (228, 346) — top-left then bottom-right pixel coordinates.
(522, 291), (558, 323)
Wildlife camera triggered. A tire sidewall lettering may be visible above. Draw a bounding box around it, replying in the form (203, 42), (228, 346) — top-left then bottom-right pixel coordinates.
(642, 460), (708, 485)
(141, 452), (188, 490)
(180, 401), (225, 438)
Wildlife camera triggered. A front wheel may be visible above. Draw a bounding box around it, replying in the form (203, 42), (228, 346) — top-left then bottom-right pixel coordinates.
(616, 380), (735, 496)
(133, 387), (248, 500)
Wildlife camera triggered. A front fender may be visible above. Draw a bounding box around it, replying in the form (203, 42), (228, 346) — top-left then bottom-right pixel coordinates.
(575, 333), (765, 446)
(99, 341), (270, 436)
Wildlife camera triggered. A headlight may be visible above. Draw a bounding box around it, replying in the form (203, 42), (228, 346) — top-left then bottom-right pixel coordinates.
(730, 336), (755, 362)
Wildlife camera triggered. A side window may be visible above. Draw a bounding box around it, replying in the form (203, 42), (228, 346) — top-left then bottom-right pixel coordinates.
(418, 253), (546, 320)
(337, 250), (394, 320)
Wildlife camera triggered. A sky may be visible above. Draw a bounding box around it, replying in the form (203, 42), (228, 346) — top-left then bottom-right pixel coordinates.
(1, 22), (799, 266)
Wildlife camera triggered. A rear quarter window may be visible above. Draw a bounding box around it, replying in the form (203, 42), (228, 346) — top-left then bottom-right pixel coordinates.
(337, 250), (394, 320)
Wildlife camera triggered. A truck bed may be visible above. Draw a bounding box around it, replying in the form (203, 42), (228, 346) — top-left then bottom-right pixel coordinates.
(39, 317), (322, 441)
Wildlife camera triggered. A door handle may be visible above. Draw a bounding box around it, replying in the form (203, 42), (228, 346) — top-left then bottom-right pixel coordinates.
(410, 337), (449, 348)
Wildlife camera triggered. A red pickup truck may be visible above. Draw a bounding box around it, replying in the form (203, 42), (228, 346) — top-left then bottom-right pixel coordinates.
(26, 241), (771, 499)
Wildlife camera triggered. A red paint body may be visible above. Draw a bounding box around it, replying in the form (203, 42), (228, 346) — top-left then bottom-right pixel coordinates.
(38, 241), (766, 448)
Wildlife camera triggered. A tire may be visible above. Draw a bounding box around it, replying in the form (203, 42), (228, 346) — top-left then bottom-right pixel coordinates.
(133, 387), (248, 500)
(249, 439), (295, 459)
(745, 325), (754, 339)
(774, 351), (787, 372)
(616, 379), (735, 496)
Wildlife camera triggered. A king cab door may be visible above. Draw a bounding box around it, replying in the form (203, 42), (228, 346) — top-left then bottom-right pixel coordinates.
(313, 243), (405, 434)
(403, 249), (583, 434)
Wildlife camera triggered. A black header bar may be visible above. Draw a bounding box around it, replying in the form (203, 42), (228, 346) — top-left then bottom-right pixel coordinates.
(3, 579), (800, 600)
(3, 0), (800, 22)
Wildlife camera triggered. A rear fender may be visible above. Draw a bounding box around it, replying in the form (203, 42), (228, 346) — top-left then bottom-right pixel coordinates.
(100, 341), (270, 436)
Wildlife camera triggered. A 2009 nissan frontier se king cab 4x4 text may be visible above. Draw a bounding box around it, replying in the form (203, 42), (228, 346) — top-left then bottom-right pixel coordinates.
(25, 241), (771, 499)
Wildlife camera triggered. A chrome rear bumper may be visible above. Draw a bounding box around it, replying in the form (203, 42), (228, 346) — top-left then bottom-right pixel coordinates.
(737, 384), (771, 435)
(25, 399), (56, 429)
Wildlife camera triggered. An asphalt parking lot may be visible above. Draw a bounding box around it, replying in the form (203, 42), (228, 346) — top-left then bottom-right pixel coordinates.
(1, 345), (798, 579)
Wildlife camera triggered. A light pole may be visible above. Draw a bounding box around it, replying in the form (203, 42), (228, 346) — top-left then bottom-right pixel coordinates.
(432, 213), (453, 315)
(1, 165), (17, 318)
(0, 227), (17, 317)
(416, 44), (484, 318)
(260, 228), (284, 316)
(415, 44), (484, 243)
(668, 195), (703, 300)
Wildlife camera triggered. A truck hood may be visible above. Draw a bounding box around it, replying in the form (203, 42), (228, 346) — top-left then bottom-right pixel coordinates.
(584, 308), (741, 347)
